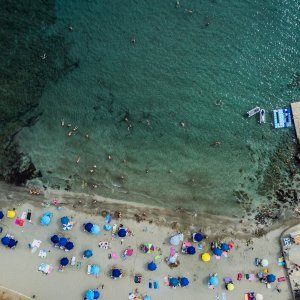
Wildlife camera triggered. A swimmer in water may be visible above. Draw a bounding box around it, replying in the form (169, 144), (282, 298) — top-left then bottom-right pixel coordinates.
(76, 157), (80, 163)
(61, 119), (64, 126)
(175, 1), (180, 8)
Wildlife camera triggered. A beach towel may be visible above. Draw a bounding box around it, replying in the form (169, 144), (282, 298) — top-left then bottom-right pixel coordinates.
(76, 261), (82, 270)
(221, 292), (226, 300)
(163, 276), (169, 285)
(98, 241), (111, 249)
(170, 247), (175, 257)
(154, 281), (159, 289)
(111, 251), (118, 259)
(148, 281), (152, 289)
(223, 277), (233, 284)
(215, 255), (221, 260)
(278, 257), (285, 266)
(38, 263), (53, 274)
(38, 250), (47, 258)
(237, 273), (243, 281)
(71, 256), (76, 266)
(87, 265), (91, 275)
(278, 276), (286, 282)
(112, 224), (118, 235)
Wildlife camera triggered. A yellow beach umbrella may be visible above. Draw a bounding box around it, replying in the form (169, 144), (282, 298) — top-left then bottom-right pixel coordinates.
(227, 283), (234, 291)
(7, 210), (16, 219)
(201, 252), (211, 262)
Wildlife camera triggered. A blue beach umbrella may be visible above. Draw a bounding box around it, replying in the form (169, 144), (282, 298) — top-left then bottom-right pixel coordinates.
(91, 265), (100, 276)
(91, 224), (100, 235)
(112, 268), (121, 278)
(93, 290), (100, 299)
(180, 277), (189, 287)
(267, 274), (276, 283)
(213, 247), (223, 256)
(84, 223), (93, 232)
(50, 235), (60, 244)
(194, 233), (204, 242)
(65, 241), (74, 251)
(61, 216), (69, 225)
(187, 246), (196, 255)
(60, 257), (69, 266)
(1, 236), (10, 246)
(147, 262), (157, 271)
(118, 228), (126, 238)
(221, 243), (229, 251)
(103, 224), (112, 231)
(59, 237), (68, 247)
(169, 277), (179, 287)
(85, 290), (94, 300)
(83, 249), (93, 258)
(40, 215), (51, 226)
(8, 239), (17, 248)
(143, 296), (151, 300)
(0, 211), (4, 219)
(209, 276), (219, 287)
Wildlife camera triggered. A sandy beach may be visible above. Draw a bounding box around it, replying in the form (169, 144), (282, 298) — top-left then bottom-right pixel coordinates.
(0, 182), (296, 299)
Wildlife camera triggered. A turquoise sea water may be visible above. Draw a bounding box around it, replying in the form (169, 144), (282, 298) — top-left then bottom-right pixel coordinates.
(14, 0), (300, 216)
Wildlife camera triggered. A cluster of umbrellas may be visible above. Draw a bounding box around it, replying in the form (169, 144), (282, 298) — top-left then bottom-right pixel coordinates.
(1, 236), (18, 249)
(40, 212), (53, 226)
(111, 268), (122, 279)
(84, 223), (100, 235)
(61, 216), (73, 231)
(85, 289), (100, 300)
(168, 277), (189, 288)
(210, 242), (232, 258)
(50, 235), (74, 251)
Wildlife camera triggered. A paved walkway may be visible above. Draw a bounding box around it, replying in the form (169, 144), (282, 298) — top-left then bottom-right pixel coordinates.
(280, 224), (300, 300)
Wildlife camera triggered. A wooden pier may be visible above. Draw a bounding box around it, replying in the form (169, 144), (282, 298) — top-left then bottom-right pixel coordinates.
(291, 102), (300, 141)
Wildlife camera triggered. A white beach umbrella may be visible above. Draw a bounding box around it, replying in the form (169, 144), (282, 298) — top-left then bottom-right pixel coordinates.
(170, 233), (183, 246)
(256, 294), (263, 300)
(168, 256), (177, 264)
(261, 259), (269, 267)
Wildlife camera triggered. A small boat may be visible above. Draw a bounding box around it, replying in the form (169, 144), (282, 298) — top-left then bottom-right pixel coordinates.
(246, 106), (260, 117)
(259, 109), (266, 124)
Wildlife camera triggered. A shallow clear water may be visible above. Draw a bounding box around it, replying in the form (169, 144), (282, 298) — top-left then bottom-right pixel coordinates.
(15, 0), (300, 216)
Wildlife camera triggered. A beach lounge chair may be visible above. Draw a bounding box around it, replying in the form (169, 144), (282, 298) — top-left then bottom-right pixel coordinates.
(87, 265), (91, 275)
(71, 256), (76, 266)
(237, 273), (243, 281)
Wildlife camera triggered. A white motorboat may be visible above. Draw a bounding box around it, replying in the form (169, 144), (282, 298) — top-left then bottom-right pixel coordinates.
(259, 109), (266, 124)
(246, 106), (260, 117)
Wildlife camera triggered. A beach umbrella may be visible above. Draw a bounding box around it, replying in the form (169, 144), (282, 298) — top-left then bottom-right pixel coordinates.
(103, 224), (112, 231)
(266, 274), (276, 283)
(59, 237), (68, 247)
(91, 265), (100, 276)
(7, 210), (15, 219)
(227, 283), (234, 291)
(60, 216), (69, 225)
(65, 241), (74, 251)
(194, 233), (204, 242)
(180, 277), (189, 287)
(62, 223), (73, 231)
(168, 256), (177, 264)
(0, 211), (4, 219)
(91, 224), (100, 235)
(84, 223), (93, 232)
(213, 247), (222, 256)
(112, 268), (121, 278)
(220, 243), (229, 251)
(202, 252), (211, 262)
(143, 243), (154, 253)
(8, 239), (17, 248)
(147, 262), (157, 271)
(104, 214), (112, 224)
(208, 276), (219, 287)
(93, 290), (100, 299)
(169, 277), (179, 287)
(85, 290), (94, 300)
(261, 259), (269, 267)
(187, 246), (196, 255)
(40, 215), (51, 226)
(228, 243), (234, 249)
(256, 294), (263, 300)
(126, 248), (134, 256)
(170, 234), (181, 246)
(83, 249), (93, 258)
(50, 235), (59, 244)
(1, 236), (10, 246)
(118, 228), (126, 238)
(143, 296), (151, 300)
(60, 257), (69, 266)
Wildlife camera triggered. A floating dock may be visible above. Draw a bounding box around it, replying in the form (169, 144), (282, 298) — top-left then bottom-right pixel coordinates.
(272, 107), (292, 129)
(291, 102), (300, 141)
